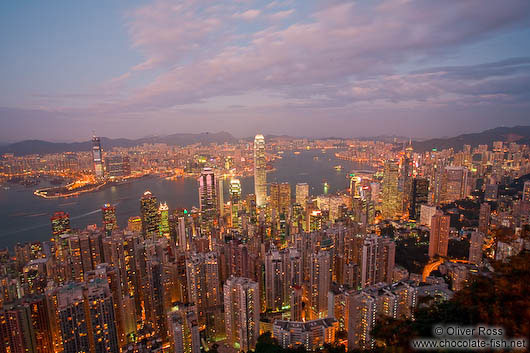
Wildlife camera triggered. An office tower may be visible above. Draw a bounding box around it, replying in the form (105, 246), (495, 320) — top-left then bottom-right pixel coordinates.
(309, 251), (331, 319)
(253, 134), (267, 207)
(273, 318), (338, 351)
(186, 252), (221, 337)
(217, 177), (224, 218)
(159, 202), (170, 238)
(229, 179), (242, 229)
(0, 295), (53, 353)
(524, 180), (530, 202)
(105, 155), (131, 178)
(360, 235), (395, 288)
(381, 160), (401, 219)
(246, 194), (257, 224)
(270, 182), (291, 216)
(290, 286), (303, 321)
(224, 277), (260, 351)
(168, 304), (201, 353)
(198, 168), (218, 236)
(309, 210), (323, 231)
(478, 203), (491, 234)
(441, 166), (469, 203)
(51, 211), (71, 238)
(102, 203), (117, 235)
(428, 213), (450, 258)
(347, 291), (377, 350)
(57, 280), (119, 353)
(127, 216), (142, 233)
(140, 191), (159, 238)
(401, 143), (414, 214)
(409, 178), (429, 220)
(92, 135), (104, 179)
(469, 232), (484, 265)
(264, 246), (285, 311)
(296, 183), (309, 207)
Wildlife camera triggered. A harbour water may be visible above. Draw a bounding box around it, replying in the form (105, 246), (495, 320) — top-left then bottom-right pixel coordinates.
(0, 149), (374, 249)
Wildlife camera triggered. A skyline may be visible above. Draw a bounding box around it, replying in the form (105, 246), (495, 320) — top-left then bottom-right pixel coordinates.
(1, 0), (530, 141)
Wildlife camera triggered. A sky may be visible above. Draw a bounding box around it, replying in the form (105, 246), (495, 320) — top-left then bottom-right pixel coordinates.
(1, 0), (530, 142)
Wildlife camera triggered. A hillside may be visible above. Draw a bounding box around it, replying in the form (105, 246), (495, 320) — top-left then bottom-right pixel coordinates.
(0, 132), (237, 156)
(412, 126), (530, 152)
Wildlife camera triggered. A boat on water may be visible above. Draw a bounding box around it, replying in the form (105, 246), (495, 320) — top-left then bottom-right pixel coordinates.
(293, 151), (301, 155)
(334, 165), (342, 171)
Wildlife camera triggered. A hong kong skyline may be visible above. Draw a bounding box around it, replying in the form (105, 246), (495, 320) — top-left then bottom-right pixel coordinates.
(2, 0), (530, 142)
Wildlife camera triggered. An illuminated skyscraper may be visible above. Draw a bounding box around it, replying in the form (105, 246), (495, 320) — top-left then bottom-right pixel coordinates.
(229, 179), (242, 229)
(198, 168), (218, 236)
(159, 202), (170, 238)
(92, 135), (104, 179)
(295, 183), (309, 207)
(523, 181), (530, 202)
(253, 134), (267, 207)
(102, 203), (117, 235)
(381, 160), (401, 219)
(270, 182), (291, 216)
(265, 246), (285, 312)
(223, 277), (260, 351)
(309, 250), (331, 319)
(51, 211), (71, 238)
(168, 304), (201, 353)
(127, 216), (142, 233)
(140, 191), (159, 238)
(105, 155), (130, 178)
(360, 235), (395, 288)
(428, 213), (450, 258)
(469, 231), (484, 265)
(478, 203), (491, 234)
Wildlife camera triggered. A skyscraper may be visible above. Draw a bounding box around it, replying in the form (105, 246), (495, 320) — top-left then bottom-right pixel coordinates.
(159, 202), (170, 238)
(168, 304), (201, 353)
(441, 166), (469, 203)
(270, 182), (291, 216)
(523, 180), (530, 202)
(198, 168), (218, 236)
(309, 250), (331, 319)
(229, 179), (242, 229)
(295, 183), (309, 208)
(140, 191), (159, 238)
(428, 213), (450, 258)
(360, 234), (395, 288)
(102, 203), (117, 235)
(265, 246), (285, 312)
(478, 203), (491, 234)
(253, 134), (267, 207)
(51, 211), (71, 238)
(223, 277), (260, 351)
(92, 135), (104, 179)
(381, 160), (401, 219)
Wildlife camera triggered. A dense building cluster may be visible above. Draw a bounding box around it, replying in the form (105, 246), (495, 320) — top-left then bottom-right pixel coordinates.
(2, 135), (530, 353)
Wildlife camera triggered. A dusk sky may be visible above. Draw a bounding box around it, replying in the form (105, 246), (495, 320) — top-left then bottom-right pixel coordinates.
(1, 0), (530, 142)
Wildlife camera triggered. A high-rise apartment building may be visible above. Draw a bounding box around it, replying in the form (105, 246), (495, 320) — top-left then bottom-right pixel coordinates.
(254, 135), (267, 207)
(159, 202), (170, 238)
(428, 213), (450, 258)
(309, 250), (331, 319)
(92, 135), (104, 179)
(140, 191), (159, 238)
(360, 235), (395, 288)
(441, 166), (469, 203)
(523, 180), (530, 202)
(223, 277), (260, 352)
(229, 179), (242, 229)
(469, 231), (484, 265)
(295, 183), (309, 208)
(168, 304), (201, 353)
(409, 178), (429, 220)
(381, 160), (401, 219)
(198, 168), (218, 236)
(478, 203), (491, 234)
(102, 203), (117, 235)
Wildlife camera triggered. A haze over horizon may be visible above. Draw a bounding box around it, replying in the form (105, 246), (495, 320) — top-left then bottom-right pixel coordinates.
(1, 0), (530, 142)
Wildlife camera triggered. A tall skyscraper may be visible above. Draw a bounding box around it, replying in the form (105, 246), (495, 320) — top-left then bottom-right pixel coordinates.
(441, 166), (469, 203)
(270, 182), (291, 216)
(265, 246), (285, 312)
(229, 179), (242, 229)
(102, 203), (117, 235)
(295, 183), (309, 207)
(105, 155), (130, 178)
(198, 168), (218, 236)
(381, 160), (401, 219)
(409, 178), (429, 220)
(428, 213), (450, 258)
(92, 135), (104, 179)
(223, 277), (260, 352)
(168, 304), (201, 353)
(253, 134), (267, 207)
(51, 211), (71, 238)
(309, 250), (331, 319)
(360, 235), (395, 288)
(140, 191), (159, 238)
(159, 202), (170, 238)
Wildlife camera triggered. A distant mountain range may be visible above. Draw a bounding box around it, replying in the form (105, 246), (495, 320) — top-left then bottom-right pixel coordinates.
(412, 126), (530, 152)
(0, 132), (237, 156)
(2, 126), (530, 156)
